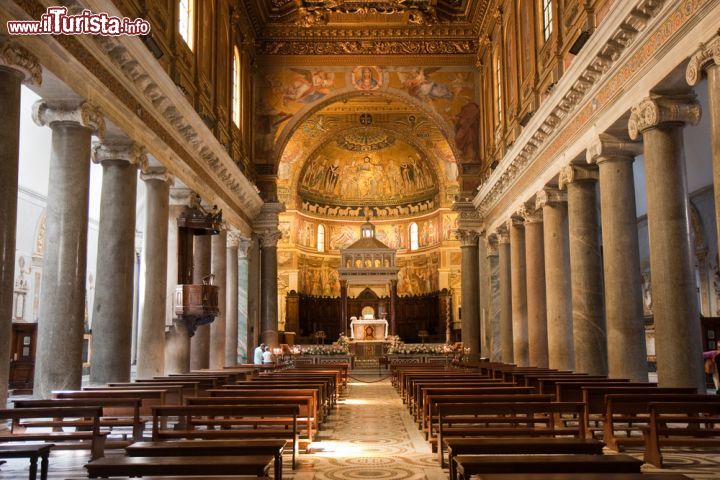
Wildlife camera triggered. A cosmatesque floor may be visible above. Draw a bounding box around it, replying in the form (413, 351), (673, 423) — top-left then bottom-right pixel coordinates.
(1, 375), (720, 479)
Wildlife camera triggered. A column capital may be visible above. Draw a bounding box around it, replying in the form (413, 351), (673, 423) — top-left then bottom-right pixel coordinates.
(495, 225), (510, 245)
(586, 133), (643, 164)
(257, 229), (282, 248)
(507, 213), (525, 229)
(0, 39), (42, 85)
(628, 94), (701, 140)
(518, 202), (543, 224)
(455, 228), (480, 247)
(32, 100), (105, 139)
(452, 198), (484, 232)
(559, 164), (598, 189)
(237, 236), (252, 257)
(226, 230), (242, 248)
(92, 140), (147, 169)
(686, 32), (720, 86)
(535, 187), (567, 209)
(140, 166), (172, 183)
(253, 202), (285, 233)
(170, 187), (194, 206)
(485, 234), (499, 257)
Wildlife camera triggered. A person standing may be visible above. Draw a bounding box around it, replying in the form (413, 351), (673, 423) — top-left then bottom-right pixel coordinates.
(703, 343), (720, 392)
(262, 346), (274, 364)
(253, 343), (265, 365)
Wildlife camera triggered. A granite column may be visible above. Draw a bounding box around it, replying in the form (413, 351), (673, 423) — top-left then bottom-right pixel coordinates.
(508, 218), (528, 366)
(225, 232), (240, 367)
(497, 227), (513, 363)
(523, 206), (548, 368)
(189, 234), (212, 370)
(457, 229), (480, 360)
(209, 229), (227, 369)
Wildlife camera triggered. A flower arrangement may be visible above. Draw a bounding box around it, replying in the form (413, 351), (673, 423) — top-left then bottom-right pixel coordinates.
(387, 342), (451, 355)
(298, 344), (350, 355)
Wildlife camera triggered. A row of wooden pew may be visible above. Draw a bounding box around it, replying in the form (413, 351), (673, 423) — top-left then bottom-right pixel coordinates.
(392, 360), (720, 480)
(0, 362), (350, 479)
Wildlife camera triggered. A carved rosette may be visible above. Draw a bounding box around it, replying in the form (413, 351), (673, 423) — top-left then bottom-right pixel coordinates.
(140, 166), (172, 183)
(558, 164), (598, 190)
(32, 100), (106, 139)
(628, 95), (702, 140)
(257, 229), (283, 248)
(455, 228), (480, 247)
(585, 133), (643, 165)
(0, 40), (42, 86)
(535, 187), (567, 210)
(686, 33), (720, 86)
(92, 140), (148, 170)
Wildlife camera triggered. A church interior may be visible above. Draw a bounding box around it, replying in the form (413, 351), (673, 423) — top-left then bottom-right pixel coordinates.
(1, 0), (720, 479)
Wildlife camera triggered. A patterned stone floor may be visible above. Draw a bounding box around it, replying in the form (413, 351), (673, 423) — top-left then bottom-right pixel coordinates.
(0, 374), (719, 479)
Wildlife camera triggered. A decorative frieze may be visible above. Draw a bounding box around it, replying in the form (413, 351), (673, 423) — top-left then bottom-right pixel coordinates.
(31, 100), (105, 139)
(257, 39), (476, 56)
(628, 95), (702, 140)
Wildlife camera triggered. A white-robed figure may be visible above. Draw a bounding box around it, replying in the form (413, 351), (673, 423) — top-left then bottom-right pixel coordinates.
(253, 343), (266, 365)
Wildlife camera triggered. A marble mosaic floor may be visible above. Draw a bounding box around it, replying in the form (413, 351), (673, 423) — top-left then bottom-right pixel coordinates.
(1, 375), (719, 479)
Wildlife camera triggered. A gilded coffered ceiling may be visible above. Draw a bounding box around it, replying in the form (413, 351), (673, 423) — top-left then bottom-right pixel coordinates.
(241, 0), (492, 56)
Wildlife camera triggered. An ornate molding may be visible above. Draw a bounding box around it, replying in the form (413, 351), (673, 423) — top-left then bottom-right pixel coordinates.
(558, 164), (598, 190)
(628, 95), (702, 140)
(92, 140), (148, 170)
(686, 32), (720, 86)
(0, 38), (41, 85)
(32, 100), (105, 139)
(257, 39), (476, 55)
(140, 166), (172, 183)
(535, 187), (567, 209)
(586, 133), (643, 164)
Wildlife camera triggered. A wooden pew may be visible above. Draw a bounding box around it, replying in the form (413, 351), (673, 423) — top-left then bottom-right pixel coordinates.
(126, 439), (287, 480)
(13, 398), (144, 442)
(535, 377), (628, 394)
(413, 381), (510, 421)
(84, 455), (274, 479)
(110, 380), (200, 398)
(555, 382), (657, 403)
(230, 381), (332, 413)
(151, 404), (299, 468)
(0, 443), (53, 480)
(0, 406), (106, 459)
(643, 400), (720, 467)
(53, 389), (170, 415)
(445, 438), (604, 480)
(472, 474), (691, 480)
(82, 385), (183, 405)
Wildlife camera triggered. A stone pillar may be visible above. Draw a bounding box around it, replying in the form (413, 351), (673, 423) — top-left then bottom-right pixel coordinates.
(246, 235), (261, 358)
(389, 280), (398, 337)
(190, 234), (212, 370)
(209, 229), (227, 369)
(560, 164), (607, 375)
(522, 205), (549, 368)
(478, 235), (491, 356)
(538, 188), (574, 370)
(254, 202), (285, 348)
(237, 238), (251, 363)
(164, 188), (192, 374)
(457, 229), (481, 360)
(688, 35), (720, 282)
(588, 134), (647, 381)
(497, 226), (513, 363)
(629, 95), (703, 388)
(340, 280), (348, 334)
(508, 218), (528, 366)
(225, 231), (240, 367)
(486, 236), (501, 361)
(33, 101), (105, 398)
(136, 167), (171, 378)
(0, 41), (40, 406)
(89, 141), (146, 384)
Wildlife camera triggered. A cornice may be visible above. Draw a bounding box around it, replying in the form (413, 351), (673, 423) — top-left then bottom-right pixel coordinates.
(256, 38), (477, 56)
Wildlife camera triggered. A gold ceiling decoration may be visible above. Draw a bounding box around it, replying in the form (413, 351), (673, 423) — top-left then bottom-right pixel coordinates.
(336, 127), (396, 152)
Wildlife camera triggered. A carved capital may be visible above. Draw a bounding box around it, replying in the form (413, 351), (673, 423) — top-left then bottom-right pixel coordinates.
(237, 237), (252, 257)
(686, 33), (720, 86)
(484, 234), (499, 257)
(140, 166), (171, 183)
(495, 225), (510, 245)
(170, 187), (194, 206)
(92, 140), (147, 169)
(586, 133), (643, 164)
(257, 229), (282, 248)
(455, 228), (480, 247)
(226, 230), (242, 249)
(32, 100), (105, 139)
(253, 202), (285, 233)
(507, 214), (525, 229)
(518, 202), (543, 224)
(452, 198), (484, 232)
(0, 39), (41, 85)
(535, 187), (567, 209)
(558, 164), (598, 189)
(628, 95), (701, 140)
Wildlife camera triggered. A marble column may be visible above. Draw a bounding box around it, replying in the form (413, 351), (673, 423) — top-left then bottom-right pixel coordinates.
(587, 134), (647, 381)
(486, 236), (501, 361)
(497, 226), (513, 363)
(478, 236), (491, 357)
(687, 35), (720, 277)
(508, 218), (528, 366)
(457, 229), (481, 360)
(560, 164), (607, 375)
(237, 238), (251, 363)
(629, 95), (703, 388)
(225, 231), (240, 367)
(258, 230), (281, 348)
(136, 167), (171, 378)
(246, 235), (261, 357)
(33, 101), (105, 398)
(538, 188), (574, 371)
(209, 229), (227, 369)
(522, 205), (549, 368)
(190, 234), (212, 370)
(0, 42), (40, 406)
(89, 141), (145, 384)
(164, 188), (192, 374)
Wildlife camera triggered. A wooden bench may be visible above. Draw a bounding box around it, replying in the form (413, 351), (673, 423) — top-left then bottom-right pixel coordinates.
(53, 389), (170, 415)
(84, 455), (274, 478)
(473, 474), (691, 480)
(643, 400), (720, 467)
(126, 439), (287, 480)
(453, 454), (642, 480)
(0, 444), (53, 480)
(82, 385), (183, 406)
(445, 438), (604, 480)
(109, 381), (200, 399)
(0, 406), (106, 459)
(13, 398), (145, 442)
(152, 404), (299, 468)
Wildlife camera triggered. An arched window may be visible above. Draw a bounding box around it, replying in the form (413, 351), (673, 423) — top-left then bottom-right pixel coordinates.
(232, 46), (241, 128)
(317, 224), (325, 252)
(541, 0), (553, 42)
(409, 222), (419, 251)
(178, 0), (195, 49)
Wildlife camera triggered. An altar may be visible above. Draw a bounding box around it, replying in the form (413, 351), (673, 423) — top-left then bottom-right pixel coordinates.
(350, 317), (389, 341)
